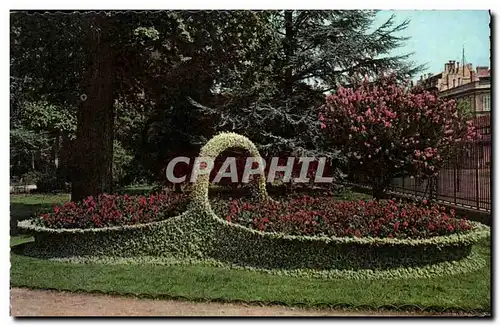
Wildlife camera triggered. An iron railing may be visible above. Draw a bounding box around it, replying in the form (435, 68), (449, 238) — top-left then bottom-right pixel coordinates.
(347, 122), (491, 212)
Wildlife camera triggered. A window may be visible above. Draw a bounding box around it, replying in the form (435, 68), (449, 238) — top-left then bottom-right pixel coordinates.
(482, 94), (491, 111)
(458, 78), (461, 86)
(453, 79), (456, 88)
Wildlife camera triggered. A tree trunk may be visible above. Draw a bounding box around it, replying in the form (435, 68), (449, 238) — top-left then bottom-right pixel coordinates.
(372, 176), (390, 200)
(71, 15), (115, 202)
(31, 151), (35, 171)
(52, 131), (60, 169)
(284, 10), (294, 95)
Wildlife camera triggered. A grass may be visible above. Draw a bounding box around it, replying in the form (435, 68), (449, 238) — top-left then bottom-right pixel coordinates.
(10, 236), (490, 313)
(9, 192), (491, 314)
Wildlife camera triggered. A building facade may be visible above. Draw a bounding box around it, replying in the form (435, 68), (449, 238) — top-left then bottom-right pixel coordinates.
(416, 60), (491, 168)
(416, 60), (491, 116)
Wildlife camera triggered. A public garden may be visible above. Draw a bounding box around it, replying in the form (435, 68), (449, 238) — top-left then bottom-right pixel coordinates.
(10, 10), (491, 316)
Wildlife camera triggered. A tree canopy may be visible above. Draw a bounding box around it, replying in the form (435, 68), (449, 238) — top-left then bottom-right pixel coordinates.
(10, 10), (424, 197)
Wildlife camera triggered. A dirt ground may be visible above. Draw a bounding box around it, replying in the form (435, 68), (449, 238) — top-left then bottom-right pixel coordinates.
(10, 287), (478, 317)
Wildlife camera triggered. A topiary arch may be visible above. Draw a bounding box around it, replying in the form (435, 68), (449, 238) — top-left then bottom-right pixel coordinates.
(190, 132), (269, 213)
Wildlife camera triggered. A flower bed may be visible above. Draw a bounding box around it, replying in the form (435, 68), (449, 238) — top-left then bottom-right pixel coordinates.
(17, 132), (490, 279)
(212, 195), (473, 239)
(35, 193), (189, 229)
(33, 192), (473, 241)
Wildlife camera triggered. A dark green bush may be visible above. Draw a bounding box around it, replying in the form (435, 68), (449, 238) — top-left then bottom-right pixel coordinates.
(36, 168), (70, 193)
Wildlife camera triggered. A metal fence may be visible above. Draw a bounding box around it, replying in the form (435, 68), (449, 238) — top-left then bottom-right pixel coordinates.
(347, 122), (492, 212)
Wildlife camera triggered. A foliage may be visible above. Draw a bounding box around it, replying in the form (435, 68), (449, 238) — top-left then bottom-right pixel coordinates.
(19, 101), (77, 134)
(456, 98), (475, 121)
(319, 76), (476, 198)
(268, 10), (424, 91)
(35, 167), (71, 193)
(18, 171), (43, 185)
(135, 11), (275, 181)
(10, 128), (50, 175)
(10, 100), (76, 185)
(112, 140), (134, 187)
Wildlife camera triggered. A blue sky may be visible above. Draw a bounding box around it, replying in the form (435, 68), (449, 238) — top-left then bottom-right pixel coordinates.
(373, 10), (491, 77)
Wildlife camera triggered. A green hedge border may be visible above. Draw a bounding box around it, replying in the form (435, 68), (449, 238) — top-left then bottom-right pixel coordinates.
(39, 244), (487, 280)
(17, 132), (491, 278)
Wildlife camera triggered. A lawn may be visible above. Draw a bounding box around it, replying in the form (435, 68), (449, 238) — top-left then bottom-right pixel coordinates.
(9, 192), (491, 314)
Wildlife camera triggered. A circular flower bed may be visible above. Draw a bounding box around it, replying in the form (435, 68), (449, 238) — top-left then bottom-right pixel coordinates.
(17, 132), (490, 279)
(212, 195), (473, 239)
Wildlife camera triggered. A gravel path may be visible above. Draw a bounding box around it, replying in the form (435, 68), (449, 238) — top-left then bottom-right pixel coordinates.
(9, 287), (456, 317)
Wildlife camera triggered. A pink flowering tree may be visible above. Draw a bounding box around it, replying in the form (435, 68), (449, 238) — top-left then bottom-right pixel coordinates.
(319, 76), (476, 200)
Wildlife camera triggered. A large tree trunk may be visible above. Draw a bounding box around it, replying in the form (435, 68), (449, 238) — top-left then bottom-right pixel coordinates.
(71, 15), (115, 202)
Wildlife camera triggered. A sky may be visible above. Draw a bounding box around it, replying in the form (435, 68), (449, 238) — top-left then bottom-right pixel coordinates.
(373, 10), (491, 78)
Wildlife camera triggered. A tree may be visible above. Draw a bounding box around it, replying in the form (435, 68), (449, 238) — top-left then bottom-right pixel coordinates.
(456, 98), (474, 121)
(190, 10), (424, 186)
(136, 11), (276, 185)
(10, 11), (204, 200)
(269, 10), (424, 95)
(11, 10), (425, 196)
(319, 76), (476, 199)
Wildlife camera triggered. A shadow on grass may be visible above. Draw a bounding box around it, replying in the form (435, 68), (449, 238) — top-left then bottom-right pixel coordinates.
(10, 203), (52, 236)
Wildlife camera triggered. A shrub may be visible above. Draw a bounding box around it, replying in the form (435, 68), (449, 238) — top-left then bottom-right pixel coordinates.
(36, 168), (71, 193)
(320, 75), (477, 198)
(214, 195), (473, 239)
(20, 171), (43, 185)
(36, 192), (189, 229)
